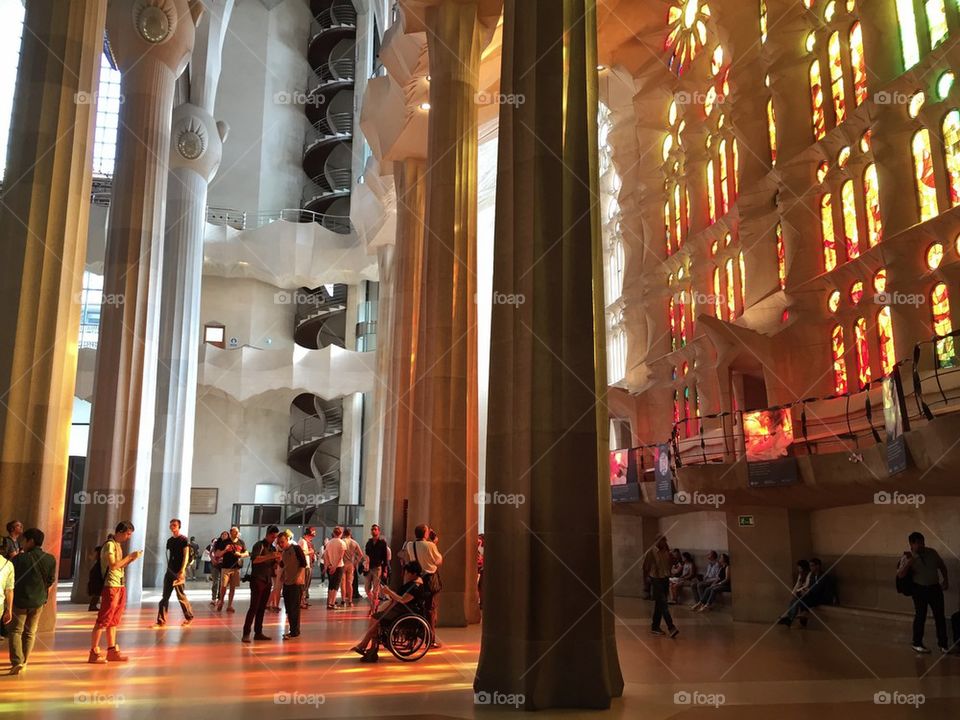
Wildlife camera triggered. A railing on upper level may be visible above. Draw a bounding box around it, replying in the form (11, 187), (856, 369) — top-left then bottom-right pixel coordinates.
(230, 502), (362, 541)
(311, 57), (356, 86)
(305, 114), (354, 147)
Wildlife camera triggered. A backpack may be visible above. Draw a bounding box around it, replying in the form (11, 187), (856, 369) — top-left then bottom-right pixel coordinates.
(87, 544), (105, 596)
(895, 558), (914, 597)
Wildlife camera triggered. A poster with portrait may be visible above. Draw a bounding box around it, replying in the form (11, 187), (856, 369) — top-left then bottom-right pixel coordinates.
(742, 408), (794, 461)
(610, 449), (640, 502)
(883, 368), (909, 475)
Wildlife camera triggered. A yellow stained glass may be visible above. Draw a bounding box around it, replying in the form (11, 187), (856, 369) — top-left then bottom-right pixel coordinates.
(832, 324), (848, 394)
(849, 22), (868, 106)
(927, 242), (944, 269)
(841, 179), (860, 259)
(931, 282), (956, 367)
(810, 60), (826, 140)
(828, 31), (846, 124)
(878, 306), (896, 375)
(926, 0), (948, 48)
(828, 290), (841, 312)
(767, 98), (777, 165)
(821, 194), (838, 272)
(776, 223), (786, 289)
(943, 110), (960, 206)
(713, 267), (723, 319)
(873, 269), (887, 294)
(912, 128), (939, 221)
(726, 258), (736, 318)
(707, 159), (717, 223)
(850, 281), (864, 304)
(673, 183), (683, 248)
(732, 138), (740, 195)
(863, 164), (883, 246)
(854, 317), (872, 388)
(738, 251), (746, 307)
(664, 201), (673, 255)
(896, 0), (920, 70)
(719, 138), (730, 214)
(760, 0), (768, 43)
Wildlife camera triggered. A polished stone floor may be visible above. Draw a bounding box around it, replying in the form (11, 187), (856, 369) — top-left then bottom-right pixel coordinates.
(1, 582), (959, 718)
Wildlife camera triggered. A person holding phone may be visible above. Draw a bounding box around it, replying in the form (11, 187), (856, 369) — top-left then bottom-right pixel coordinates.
(898, 531), (950, 654)
(214, 526), (248, 612)
(89, 521), (141, 663)
(242, 525), (281, 643)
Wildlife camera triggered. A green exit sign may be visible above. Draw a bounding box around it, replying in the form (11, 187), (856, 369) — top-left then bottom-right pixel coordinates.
(738, 515), (755, 528)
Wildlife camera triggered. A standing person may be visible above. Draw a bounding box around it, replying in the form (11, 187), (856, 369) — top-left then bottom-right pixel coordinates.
(242, 525), (280, 643)
(89, 521), (142, 664)
(298, 527), (316, 609)
(898, 531), (950, 654)
(477, 533), (485, 610)
(208, 532), (227, 604)
(364, 524), (389, 615)
(187, 536), (201, 580)
(401, 524), (443, 646)
(322, 526), (346, 610)
(0, 521), (23, 560)
(341, 529), (363, 608)
(8, 528), (56, 674)
(642, 535), (680, 638)
(278, 530), (307, 639)
(153, 519), (194, 628)
(0, 552), (13, 640)
(214, 526), (248, 613)
(267, 531), (284, 612)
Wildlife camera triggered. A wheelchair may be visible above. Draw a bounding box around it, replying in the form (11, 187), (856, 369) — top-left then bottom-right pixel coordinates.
(377, 608), (432, 662)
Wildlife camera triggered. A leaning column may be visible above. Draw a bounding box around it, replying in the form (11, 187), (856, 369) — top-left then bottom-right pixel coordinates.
(474, 0), (624, 709)
(72, 0), (197, 604)
(0, 0), (107, 631)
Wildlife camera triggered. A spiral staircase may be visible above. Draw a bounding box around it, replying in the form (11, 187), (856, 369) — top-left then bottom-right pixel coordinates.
(302, 0), (356, 234)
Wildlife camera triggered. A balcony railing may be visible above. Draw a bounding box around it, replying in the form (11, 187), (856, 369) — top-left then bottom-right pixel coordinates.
(304, 113), (354, 147)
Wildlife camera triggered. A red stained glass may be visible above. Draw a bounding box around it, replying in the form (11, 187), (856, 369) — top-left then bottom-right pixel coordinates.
(767, 98), (777, 165)
(726, 258), (736, 318)
(776, 223), (786, 289)
(841, 179), (860, 259)
(850, 22), (868, 106)
(821, 194), (838, 271)
(828, 32), (846, 124)
(669, 296), (677, 350)
(942, 109), (960, 206)
(832, 324), (848, 394)
(810, 60), (826, 140)
(877, 306), (895, 375)
(679, 290), (688, 347)
(913, 129), (939, 221)
(931, 282), (957, 367)
(713, 267), (723, 319)
(863, 163), (883, 246)
(854, 317), (871, 389)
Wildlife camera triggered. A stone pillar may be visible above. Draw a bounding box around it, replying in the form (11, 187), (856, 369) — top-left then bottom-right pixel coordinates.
(474, 0), (624, 709)
(386, 158), (427, 569)
(72, 0), (196, 604)
(403, 0), (481, 628)
(146, 1), (233, 587)
(0, 0), (107, 631)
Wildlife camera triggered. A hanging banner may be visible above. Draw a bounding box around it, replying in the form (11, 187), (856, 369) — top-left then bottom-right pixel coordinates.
(743, 408), (794, 461)
(610, 449), (640, 502)
(883, 368), (910, 476)
(654, 444), (675, 502)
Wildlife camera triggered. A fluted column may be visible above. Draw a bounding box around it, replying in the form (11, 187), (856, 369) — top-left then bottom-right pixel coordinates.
(474, 0), (624, 709)
(0, 0), (107, 631)
(72, 0), (196, 604)
(146, 0), (233, 588)
(403, 0), (481, 628)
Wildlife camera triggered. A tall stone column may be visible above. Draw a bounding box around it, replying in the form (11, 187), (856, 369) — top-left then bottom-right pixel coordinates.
(0, 0), (107, 631)
(72, 0), (197, 604)
(402, 0), (482, 627)
(146, 0), (233, 588)
(474, 0), (624, 710)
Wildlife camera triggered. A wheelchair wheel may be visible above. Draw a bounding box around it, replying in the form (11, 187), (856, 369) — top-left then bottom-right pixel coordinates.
(386, 614), (432, 662)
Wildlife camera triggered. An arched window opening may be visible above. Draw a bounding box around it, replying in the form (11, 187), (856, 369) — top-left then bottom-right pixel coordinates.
(821, 194), (838, 272)
(832, 324), (849, 394)
(912, 128), (939, 222)
(863, 163), (883, 246)
(931, 282), (957, 367)
(810, 60), (827, 140)
(854, 317), (872, 389)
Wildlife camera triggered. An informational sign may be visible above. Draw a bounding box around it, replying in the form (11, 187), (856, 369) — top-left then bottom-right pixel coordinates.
(738, 515), (755, 528)
(883, 369), (909, 476)
(654, 443), (675, 502)
(747, 456), (799, 487)
(190, 487), (219, 514)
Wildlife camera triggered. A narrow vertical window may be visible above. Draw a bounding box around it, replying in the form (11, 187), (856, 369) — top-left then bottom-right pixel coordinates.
(841, 179), (861, 259)
(673, 183), (684, 248)
(942, 109), (960, 206)
(854, 317), (872, 388)
(821, 194), (838, 272)
(776, 223), (786, 289)
(863, 163), (883, 246)
(832, 324), (849, 394)
(767, 98), (778, 165)
(912, 128), (939, 222)
(664, 201), (673, 255)
(731, 138), (740, 196)
(877, 306), (896, 375)
(931, 282), (957, 367)
(760, 0), (768, 44)
(810, 60), (826, 140)
(725, 258), (736, 318)
(926, 0), (949, 49)
(849, 22), (868, 107)
(679, 290), (688, 347)
(669, 296), (677, 350)
(738, 251), (746, 308)
(683, 386), (692, 437)
(718, 138), (730, 215)
(828, 31), (846, 125)
(713, 267), (723, 319)
(896, 0), (921, 70)
(706, 159), (717, 223)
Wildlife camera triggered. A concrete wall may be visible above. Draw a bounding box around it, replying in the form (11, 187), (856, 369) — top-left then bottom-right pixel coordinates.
(199, 275), (295, 350)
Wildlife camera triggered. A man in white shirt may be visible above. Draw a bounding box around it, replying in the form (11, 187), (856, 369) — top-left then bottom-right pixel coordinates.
(340, 529), (363, 607)
(322, 527), (346, 610)
(401, 524), (443, 645)
(0, 554), (13, 636)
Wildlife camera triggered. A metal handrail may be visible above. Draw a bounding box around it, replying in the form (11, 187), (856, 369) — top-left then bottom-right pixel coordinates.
(311, 5), (358, 35)
(304, 115), (354, 150)
(312, 57), (356, 85)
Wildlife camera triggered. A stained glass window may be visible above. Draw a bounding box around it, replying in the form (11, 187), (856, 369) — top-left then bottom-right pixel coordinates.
(673, 183), (684, 248)
(706, 158), (717, 223)
(878, 307), (896, 375)
(713, 267), (723, 319)
(683, 386), (692, 436)
(912, 128), (939, 222)
(669, 296), (677, 350)
(810, 60), (826, 140)
(726, 258), (736, 318)
(863, 164), (883, 246)
(664, 201), (674, 255)
(767, 98), (778, 165)
(938, 71), (955, 100)
(679, 290), (688, 347)
(931, 282), (956, 367)
(926, 0), (948, 49)
(738, 251), (746, 307)
(850, 280), (864, 304)
(927, 242), (944, 269)
(719, 138), (730, 214)
(732, 138), (740, 195)
(854, 317), (872, 388)
(828, 290), (841, 312)
(828, 31), (846, 125)
(832, 324), (849, 394)
(873, 268), (887, 295)
(849, 22), (868, 107)
(666, 0), (711, 75)
(943, 110), (960, 206)
(776, 223), (786, 289)
(896, 0), (920, 70)
(821, 194), (838, 272)
(841, 179), (860, 259)
(673, 389), (681, 425)
(760, 0), (768, 43)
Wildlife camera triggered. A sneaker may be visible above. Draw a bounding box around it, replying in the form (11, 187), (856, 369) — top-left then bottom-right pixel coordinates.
(350, 644), (366, 656)
(689, 603), (702, 610)
(913, 644), (931, 654)
(650, 628), (665, 636)
(226, 606), (236, 613)
(253, 633), (271, 641)
(87, 649), (107, 664)
(241, 635), (251, 644)
(9, 664), (25, 675)
(939, 646), (951, 654)
(106, 647), (129, 662)
(669, 626), (680, 639)
(360, 649), (379, 663)
(151, 623), (165, 629)
(282, 633), (299, 640)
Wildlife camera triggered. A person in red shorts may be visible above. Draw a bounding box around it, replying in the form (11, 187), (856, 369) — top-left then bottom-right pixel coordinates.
(89, 521), (142, 664)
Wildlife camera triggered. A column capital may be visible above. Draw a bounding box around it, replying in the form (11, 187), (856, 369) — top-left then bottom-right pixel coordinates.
(169, 102), (228, 180)
(106, 0), (199, 75)
(398, 0), (502, 38)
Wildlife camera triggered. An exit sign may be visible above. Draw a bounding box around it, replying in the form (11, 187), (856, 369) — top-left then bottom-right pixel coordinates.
(738, 515), (755, 528)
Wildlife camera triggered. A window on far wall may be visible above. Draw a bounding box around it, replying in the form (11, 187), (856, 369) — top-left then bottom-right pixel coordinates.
(204, 323), (226, 348)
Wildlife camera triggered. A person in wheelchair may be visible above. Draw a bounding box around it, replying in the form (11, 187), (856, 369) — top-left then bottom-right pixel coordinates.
(350, 561), (428, 662)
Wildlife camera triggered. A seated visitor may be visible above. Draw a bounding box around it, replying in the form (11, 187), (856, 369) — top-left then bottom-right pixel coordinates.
(689, 551), (720, 608)
(693, 553), (730, 611)
(777, 559), (811, 627)
(669, 549), (683, 579)
(350, 561), (427, 663)
(668, 552), (697, 604)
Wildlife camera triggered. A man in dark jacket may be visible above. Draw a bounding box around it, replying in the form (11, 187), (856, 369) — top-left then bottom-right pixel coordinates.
(8, 528), (56, 674)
